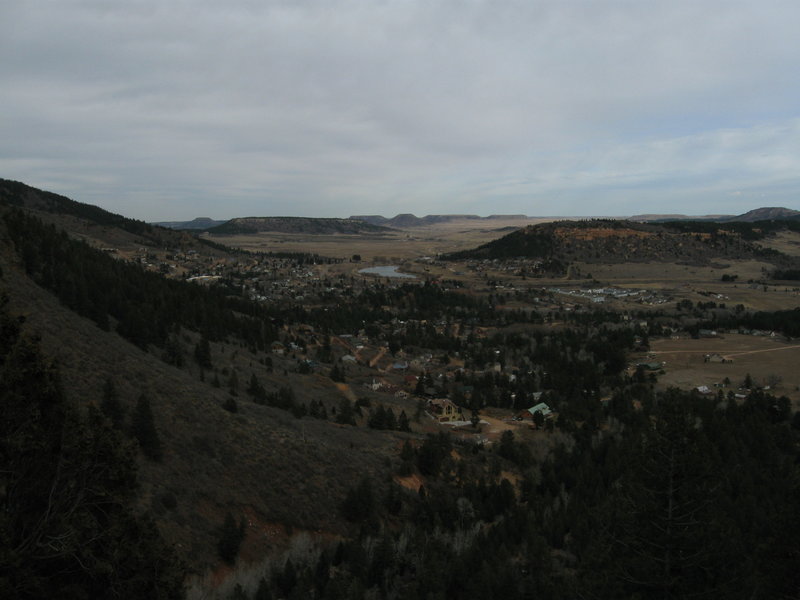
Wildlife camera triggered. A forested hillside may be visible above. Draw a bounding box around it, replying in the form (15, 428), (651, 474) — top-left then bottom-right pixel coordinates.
(0, 296), (184, 598)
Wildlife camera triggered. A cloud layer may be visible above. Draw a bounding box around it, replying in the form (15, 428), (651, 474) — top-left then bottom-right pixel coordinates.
(2, 1), (798, 220)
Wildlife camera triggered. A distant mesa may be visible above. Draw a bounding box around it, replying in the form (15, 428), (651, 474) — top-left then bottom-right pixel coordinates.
(350, 214), (531, 228)
(207, 216), (392, 235)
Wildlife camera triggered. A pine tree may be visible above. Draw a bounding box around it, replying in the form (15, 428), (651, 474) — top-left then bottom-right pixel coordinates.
(398, 410), (411, 432)
(335, 398), (356, 425)
(254, 578), (272, 600)
(130, 394), (163, 461)
(589, 390), (735, 598)
(247, 373), (267, 403)
(217, 512), (245, 564)
(228, 369), (239, 396)
(194, 335), (212, 369)
(100, 377), (125, 429)
(385, 407), (397, 430)
(162, 333), (185, 367)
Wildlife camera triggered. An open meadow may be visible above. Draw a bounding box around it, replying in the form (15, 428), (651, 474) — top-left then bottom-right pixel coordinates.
(645, 334), (800, 407)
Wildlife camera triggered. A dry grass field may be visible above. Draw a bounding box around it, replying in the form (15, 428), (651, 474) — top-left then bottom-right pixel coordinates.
(203, 216), (555, 262)
(645, 334), (800, 407)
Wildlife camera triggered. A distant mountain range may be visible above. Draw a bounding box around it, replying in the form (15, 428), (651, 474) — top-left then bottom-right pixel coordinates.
(207, 216), (391, 235)
(356, 208), (799, 228)
(152, 207), (799, 233)
(630, 207), (800, 223)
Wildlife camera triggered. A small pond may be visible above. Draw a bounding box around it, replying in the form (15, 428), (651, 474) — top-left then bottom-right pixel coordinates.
(358, 265), (417, 279)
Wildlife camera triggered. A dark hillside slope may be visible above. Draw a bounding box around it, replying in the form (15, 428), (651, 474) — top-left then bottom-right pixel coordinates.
(1, 208), (275, 348)
(0, 212), (395, 573)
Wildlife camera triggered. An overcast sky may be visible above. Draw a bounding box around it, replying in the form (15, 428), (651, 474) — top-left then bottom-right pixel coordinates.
(2, 1), (799, 221)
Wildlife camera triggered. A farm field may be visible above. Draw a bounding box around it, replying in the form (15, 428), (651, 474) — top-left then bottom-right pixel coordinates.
(646, 334), (800, 407)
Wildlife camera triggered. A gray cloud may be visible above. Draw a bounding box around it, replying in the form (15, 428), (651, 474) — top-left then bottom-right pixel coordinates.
(1, 0), (798, 220)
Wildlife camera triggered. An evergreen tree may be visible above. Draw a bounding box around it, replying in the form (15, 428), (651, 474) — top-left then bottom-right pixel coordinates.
(275, 558), (298, 598)
(341, 477), (376, 523)
(247, 373), (267, 403)
(100, 377), (125, 429)
(254, 578), (272, 600)
(398, 410), (411, 432)
(385, 407), (397, 430)
(335, 398), (356, 425)
(330, 363), (346, 382)
(130, 394), (163, 461)
(194, 335), (212, 369)
(217, 512), (245, 565)
(227, 369), (239, 396)
(584, 391), (739, 598)
(368, 405), (387, 429)
(162, 333), (185, 367)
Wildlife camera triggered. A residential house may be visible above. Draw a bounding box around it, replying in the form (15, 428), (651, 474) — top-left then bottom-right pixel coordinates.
(428, 398), (464, 423)
(527, 402), (553, 419)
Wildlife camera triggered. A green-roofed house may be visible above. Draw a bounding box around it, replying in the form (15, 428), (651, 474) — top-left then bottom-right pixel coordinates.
(527, 402), (553, 419)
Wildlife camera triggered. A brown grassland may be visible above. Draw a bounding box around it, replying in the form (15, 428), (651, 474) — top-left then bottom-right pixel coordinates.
(645, 334), (800, 406)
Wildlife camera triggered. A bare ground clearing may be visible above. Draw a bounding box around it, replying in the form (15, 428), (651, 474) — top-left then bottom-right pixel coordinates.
(204, 217), (557, 262)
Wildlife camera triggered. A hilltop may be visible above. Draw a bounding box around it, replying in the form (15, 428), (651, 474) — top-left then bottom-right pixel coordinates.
(724, 206), (800, 222)
(630, 206), (800, 223)
(442, 218), (800, 273)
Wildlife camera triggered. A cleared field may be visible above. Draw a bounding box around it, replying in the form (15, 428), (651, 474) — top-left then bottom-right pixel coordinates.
(203, 217), (554, 261)
(646, 334), (800, 407)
